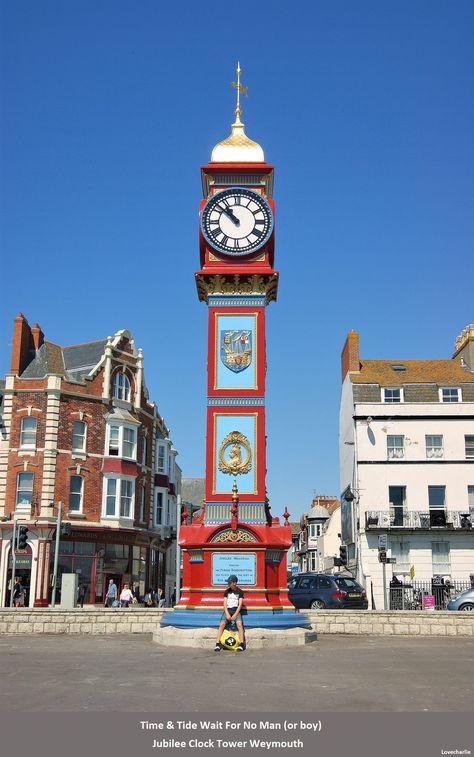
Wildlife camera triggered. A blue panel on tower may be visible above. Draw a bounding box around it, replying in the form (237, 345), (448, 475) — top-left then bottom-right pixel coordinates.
(215, 314), (257, 389)
(214, 413), (257, 494)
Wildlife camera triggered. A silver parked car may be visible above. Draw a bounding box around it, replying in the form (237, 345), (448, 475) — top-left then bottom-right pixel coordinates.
(447, 587), (474, 611)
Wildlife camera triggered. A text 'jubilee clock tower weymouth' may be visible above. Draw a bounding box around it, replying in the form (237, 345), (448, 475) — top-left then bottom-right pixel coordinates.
(163, 65), (305, 630)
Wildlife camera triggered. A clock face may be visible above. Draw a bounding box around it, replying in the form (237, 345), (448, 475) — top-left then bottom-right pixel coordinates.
(201, 187), (273, 256)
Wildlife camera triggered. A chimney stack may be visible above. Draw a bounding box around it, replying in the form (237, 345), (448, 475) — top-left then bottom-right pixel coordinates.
(31, 323), (44, 351)
(453, 325), (474, 371)
(10, 314), (42, 376)
(341, 330), (360, 382)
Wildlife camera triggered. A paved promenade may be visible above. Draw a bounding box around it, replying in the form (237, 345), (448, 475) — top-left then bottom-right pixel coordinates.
(1, 633), (473, 712)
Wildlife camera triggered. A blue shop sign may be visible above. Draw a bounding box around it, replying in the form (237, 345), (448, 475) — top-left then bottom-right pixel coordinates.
(212, 552), (256, 586)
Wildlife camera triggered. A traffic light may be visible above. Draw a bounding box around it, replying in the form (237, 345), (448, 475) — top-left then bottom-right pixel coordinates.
(339, 545), (348, 566)
(60, 523), (72, 536)
(17, 526), (29, 550)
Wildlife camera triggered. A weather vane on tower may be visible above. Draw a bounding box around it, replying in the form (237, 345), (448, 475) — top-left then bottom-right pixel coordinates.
(231, 62), (248, 122)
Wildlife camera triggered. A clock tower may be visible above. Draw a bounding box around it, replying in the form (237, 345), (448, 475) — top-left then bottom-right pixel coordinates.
(162, 65), (307, 631)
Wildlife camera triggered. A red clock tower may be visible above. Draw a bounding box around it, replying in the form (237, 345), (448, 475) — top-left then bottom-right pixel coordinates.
(162, 66), (306, 630)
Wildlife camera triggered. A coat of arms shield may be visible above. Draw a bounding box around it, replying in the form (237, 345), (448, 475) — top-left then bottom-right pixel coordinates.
(220, 330), (252, 373)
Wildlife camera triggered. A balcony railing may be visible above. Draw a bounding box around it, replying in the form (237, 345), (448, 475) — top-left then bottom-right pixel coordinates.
(365, 510), (473, 530)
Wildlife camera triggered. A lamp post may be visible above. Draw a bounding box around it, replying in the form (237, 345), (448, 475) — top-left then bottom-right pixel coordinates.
(9, 520), (18, 608)
(51, 501), (62, 608)
(175, 494), (181, 605)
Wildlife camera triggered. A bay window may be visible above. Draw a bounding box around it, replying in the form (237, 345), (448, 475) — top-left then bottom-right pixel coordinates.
(156, 443), (166, 473)
(106, 423), (137, 460)
(103, 476), (135, 519)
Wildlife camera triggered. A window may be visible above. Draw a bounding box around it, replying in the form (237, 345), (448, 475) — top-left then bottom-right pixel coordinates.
(469, 485), (474, 510)
(428, 485), (446, 509)
(69, 475), (83, 512)
(120, 480), (133, 518)
(141, 437), (148, 466)
(105, 479), (117, 516)
(465, 436), (474, 459)
(156, 444), (166, 473)
(108, 426), (120, 455)
(308, 524), (321, 539)
(139, 486), (145, 522)
(20, 417), (37, 449)
(426, 435), (443, 459)
(106, 424), (136, 460)
(122, 428), (135, 458)
(389, 486), (406, 526)
(113, 372), (131, 402)
(387, 435), (404, 459)
(72, 421), (86, 453)
(390, 539), (410, 573)
(383, 388), (402, 403)
(308, 552), (318, 571)
(299, 577), (316, 590)
(440, 387), (460, 403)
(103, 477), (134, 519)
(432, 542), (450, 574)
(155, 491), (164, 526)
(16, 472), (34, 509)
(428, 485), (446, 527)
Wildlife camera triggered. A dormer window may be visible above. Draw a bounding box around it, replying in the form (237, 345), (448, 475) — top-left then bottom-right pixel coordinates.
(440, 387), (461, 403)
(383, 387), (402, 403)
(20, 416), (37, 449)
(113, 372), (131, 402)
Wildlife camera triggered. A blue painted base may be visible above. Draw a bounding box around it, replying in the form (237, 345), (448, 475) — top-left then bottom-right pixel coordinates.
(160, 608), (311, 630)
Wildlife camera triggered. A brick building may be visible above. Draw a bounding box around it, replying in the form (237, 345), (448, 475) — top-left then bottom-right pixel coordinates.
(0, 314), (180, 607)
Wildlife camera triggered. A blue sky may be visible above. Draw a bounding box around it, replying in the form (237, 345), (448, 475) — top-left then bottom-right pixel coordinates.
(1, 2), (473, 520)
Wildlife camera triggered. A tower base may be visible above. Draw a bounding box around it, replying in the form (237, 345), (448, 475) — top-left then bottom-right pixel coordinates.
(160, 607), (311, 630)
(154, 625), (317, 649)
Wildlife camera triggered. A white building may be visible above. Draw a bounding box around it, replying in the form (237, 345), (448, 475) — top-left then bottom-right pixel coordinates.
(339, 325), (474, 609)
(294, 496), (341, 573)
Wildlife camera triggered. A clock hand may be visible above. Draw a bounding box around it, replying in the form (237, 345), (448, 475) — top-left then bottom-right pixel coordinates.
(219, 205), (240, 226)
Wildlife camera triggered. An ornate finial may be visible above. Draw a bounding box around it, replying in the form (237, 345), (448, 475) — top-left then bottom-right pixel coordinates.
(231, 480), (239, 531)
(181, 504), (188, 526)
(211, 62), (264, 163)
(283, 506), (290, 525)
(231, 61), (248, 125)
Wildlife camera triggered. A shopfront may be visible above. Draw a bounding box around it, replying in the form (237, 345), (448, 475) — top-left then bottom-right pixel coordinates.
(50, 529), (167, 605)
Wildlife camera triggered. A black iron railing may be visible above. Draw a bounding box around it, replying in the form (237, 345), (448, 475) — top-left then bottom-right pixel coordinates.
(365, 510), (473, 530)
(389, 580), (472, 610)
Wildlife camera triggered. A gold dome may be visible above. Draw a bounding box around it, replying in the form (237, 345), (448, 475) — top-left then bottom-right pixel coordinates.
(210, 63), (265, 163)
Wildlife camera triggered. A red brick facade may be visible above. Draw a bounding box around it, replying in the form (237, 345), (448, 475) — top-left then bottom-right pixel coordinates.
(0, 315), (180, 608)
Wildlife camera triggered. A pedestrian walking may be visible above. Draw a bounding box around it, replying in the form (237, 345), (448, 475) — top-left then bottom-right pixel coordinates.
(77, 584), (85, 608)
(13, 579), (25, 608)
(214, 575), (245, 652)
(158, 588), (166, 608)
(119, 583), (134, 608)
(105, 579), (117, 607)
